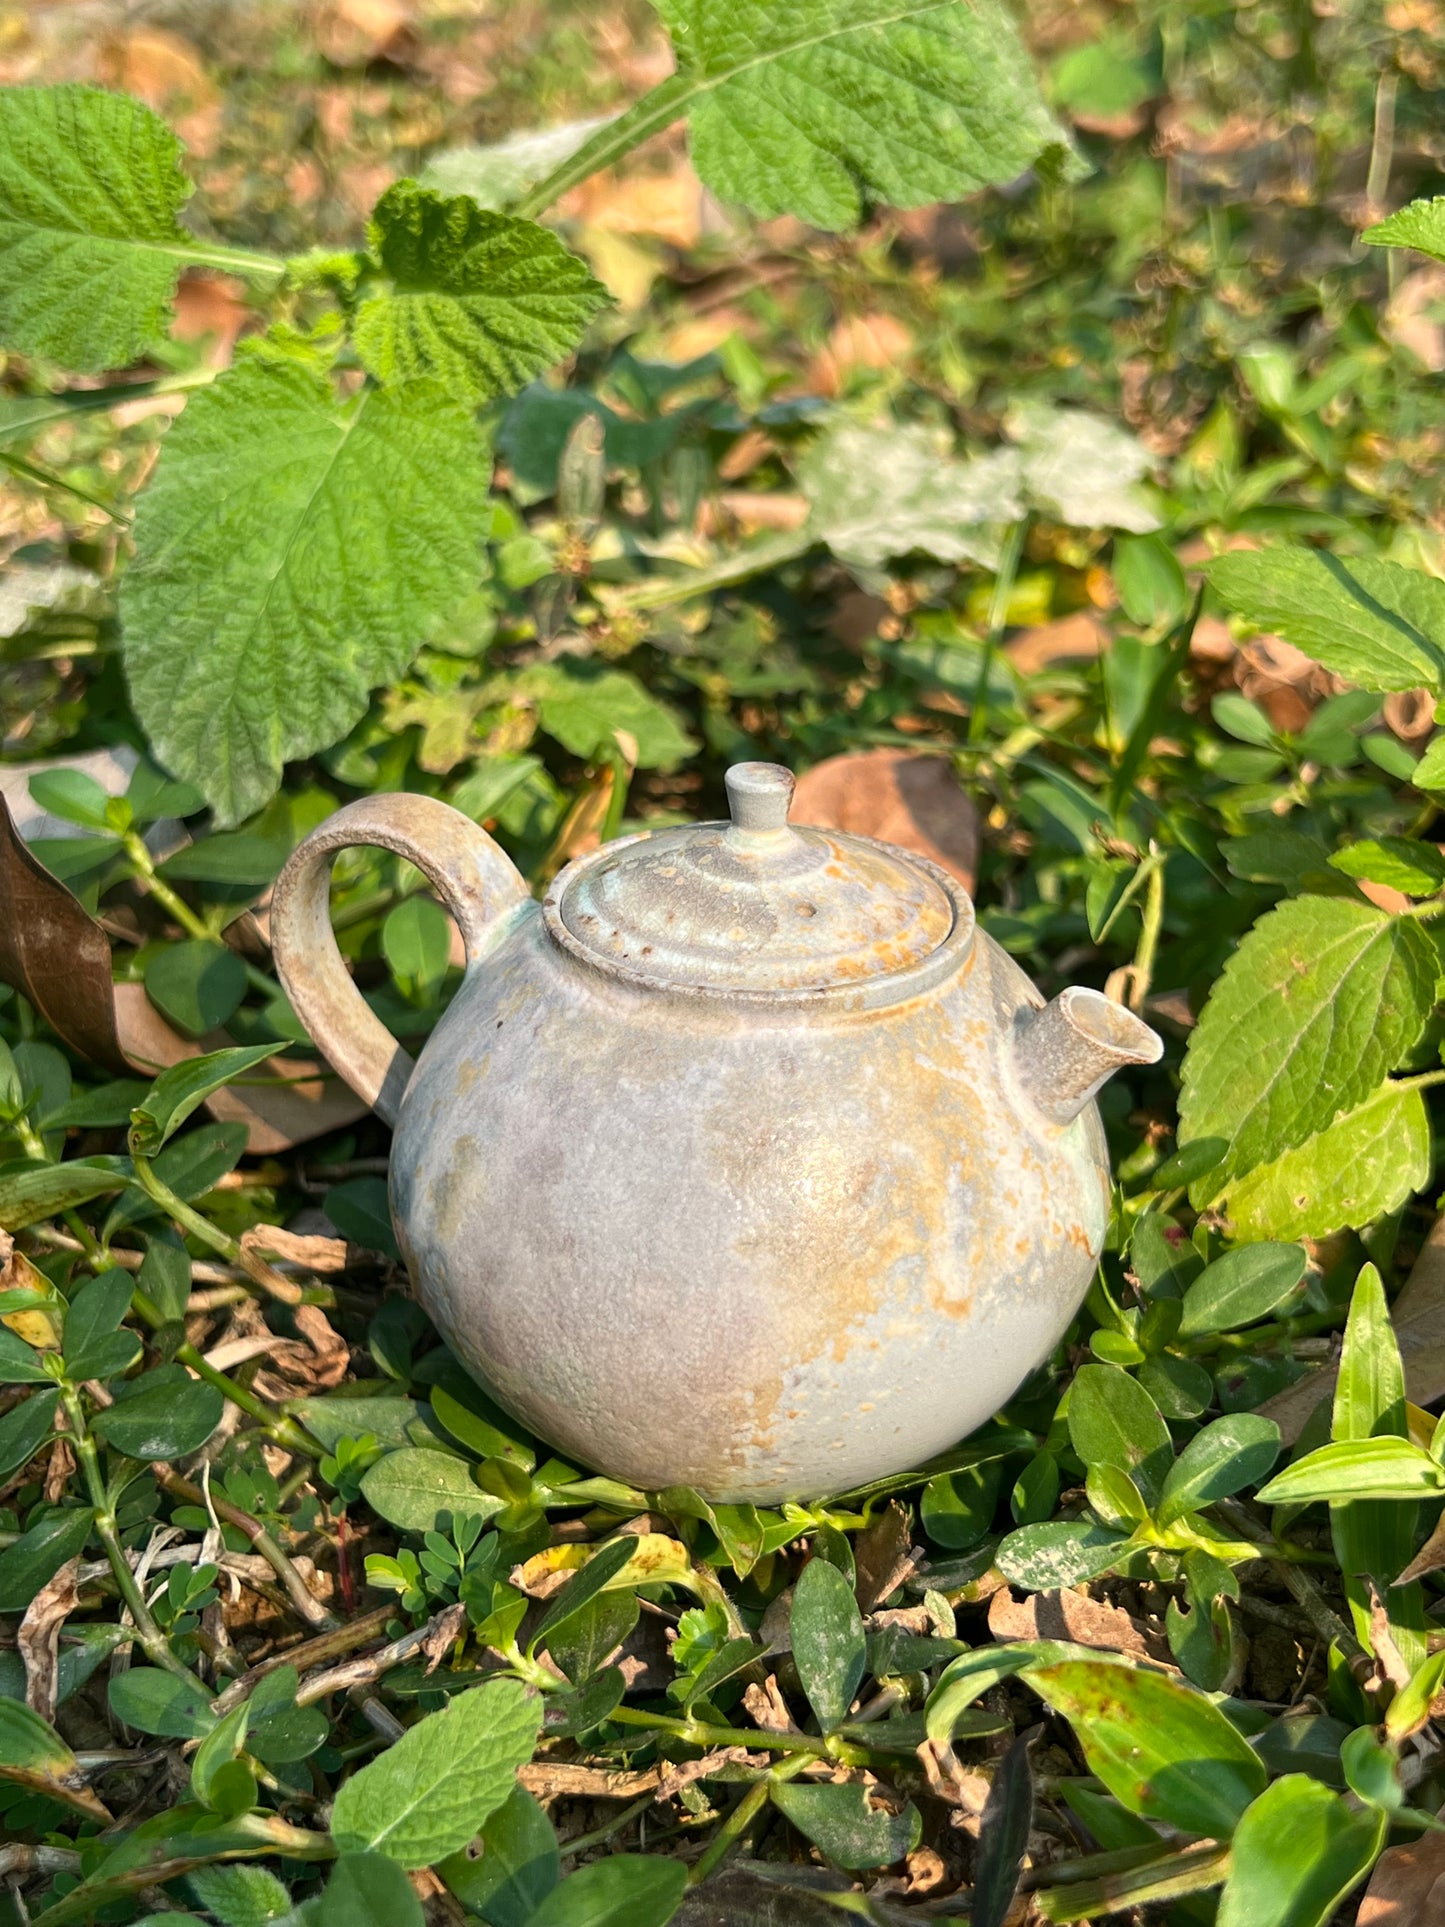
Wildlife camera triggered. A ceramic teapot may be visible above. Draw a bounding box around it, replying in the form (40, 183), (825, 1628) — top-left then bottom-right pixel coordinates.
(272, 763), (1162, 1504)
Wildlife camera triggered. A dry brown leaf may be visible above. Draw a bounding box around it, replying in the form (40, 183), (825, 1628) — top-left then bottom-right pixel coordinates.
(1358, 1820), (1445, 1925)
(518, 1762), (661, 1800)
(852, 1501), (917, 1613)
(97, 29), (216, 108)
(241, 1225), (349, 1275)
(791, 749), (978, 893)
(742, 1674), (800, 1735)
(654, 1747), (762, 1801)
(987, 1586), (1150, 1658)
(1384, 269), (1445, 373)
(565, 164), (707, 249)
(0, 794), (129, 1072)
(314, 0), (411, 64)
(172, 275), (250, 367)
(18, 1556), (80, 1724)
(698, 491), (810, 536)
(810, 313), (915, 396)
(1396, 1511), (1445, 1587)
(1005, 611), (1107, 675)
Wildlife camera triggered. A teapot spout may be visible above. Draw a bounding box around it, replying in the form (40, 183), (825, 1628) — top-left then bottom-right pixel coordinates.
(1014, 986), (1163, 1127)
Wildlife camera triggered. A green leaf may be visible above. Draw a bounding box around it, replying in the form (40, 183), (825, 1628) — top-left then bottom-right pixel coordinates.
(1066, 1363), (1173, 1507)
(106, 1666), (218, 1740)
(1340, 1725), (1404, 1811)
(1156, 1416), (1281, 1526)
(523, 1855), (686, 1927)
(0, 1388), (58, 1481)
(1256, 1437), (1445, 1505)
(191, 1702), (250, 1809)
(330, 1679), (542, 1868)
(0, 1507), (92, 1613)
(1178, 1242), (1308, 1336)
(144, 941), (248, 1038)
(770, 1780), (922, 1871)
(291, 1394), (431, 1454)
(1114, 532), (1188, 628)
(436, 1785), (559, 1926)
(1224, 1083), (1432, 1242)
(359, 1446), (504, 1534)
(1364, 195), (1445, 261)
(1330, 836), (1445, 897)
(926, 1641), (1094, 1746)
(121, 359), (491, 825)
(246, 1665), (329, 1766)
(129, 1044), (284, 1158)
(187, 1864), (296, 1927)
(92, 1366), (223, 1460)
(316, 1853), (424, 1927)
(1177, 896), (1437, 1193)
(1206, 549), (1445, 694)
(0, 1157), (130, 1231)
(353, 182), (608, 403)
(382, 896), (452, 999)
(160, 833), (288, 887)
(1215, 1775), (1384, 1927)
(0, 1695), (77, 1773)
(791, 1552), (867, 1732)
(994, 1520), (1128, 1590)
(138, 1239), (192, 1324)
(27, 768), (112, 829)
(0, 85), (195, 371)
(640, 0), (1072, 233)
(0, 1322), (53, 1384)
(1025, 1659), (1266, 1837)
(530, 1536), (639, 1661)
(972, 1729), (1034, 1927)
(518, 661), (697, 769)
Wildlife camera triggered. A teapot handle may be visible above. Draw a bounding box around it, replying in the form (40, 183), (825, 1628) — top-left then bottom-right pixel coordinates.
(271, 794), (530, 1126)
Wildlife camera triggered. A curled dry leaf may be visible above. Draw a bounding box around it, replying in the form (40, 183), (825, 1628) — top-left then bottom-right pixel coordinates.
(18, 1556), (81, 1725)
(986, 1586), (1152, 1659)
(791, 749), (978, 893)
(0, 794), (129, 1073)
(1005, 610), (1107, 676)
(852, 1500), (919, 1612)
(1357, 1818), (1445, 1926)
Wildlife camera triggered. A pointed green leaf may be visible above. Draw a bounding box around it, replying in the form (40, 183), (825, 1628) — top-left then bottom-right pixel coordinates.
(359, 1446), (503, 1534)
(1157, 1416), (1281, 1527)
(353, 182), (608, 402)
(0, 85), (195, 370)
(0, 1506), (93, 1613)
(1178, 897), (1436, 1193)
(0, 1157), (130, 1231)
(1025, 1659), (1266, 1837)
(770, 1780), (922, 1871)
(1364, 195), (1445, 261)
(437, 1785), (559, 1926)
(317, 1854), (424, 1927)
(1256, 1437), (1445, 1506)
(121, 359), (491, 825)
(129, 1045), (285, 1158)
(1224, 1083), (1432, 1242)
(1178, 1243), (1307, 1337)
(1206, 549), (1445, 694)
(523, 1855), (686, 1927)
(1216, 1775), (1383, 1927)
(330, 1679), (542, 1868)
(995, 1519), (1129, 1590)
(634, 0), (1073, 233)
(791, 1552), (867, 1732)
(0, 1388), (59, 1482)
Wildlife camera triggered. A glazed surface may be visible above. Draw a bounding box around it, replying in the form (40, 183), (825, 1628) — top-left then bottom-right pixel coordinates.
(390, 903), (1109, 1503)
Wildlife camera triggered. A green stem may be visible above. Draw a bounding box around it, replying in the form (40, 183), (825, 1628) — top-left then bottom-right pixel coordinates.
(609, 1704), (866, 1766)
(122, 832), (214, 942)
(968, 515), (1029, 746)
(515, 79), (690, 217)
(170, 239), (289, 281)
(130, 1152), (240, 1263)
(1126, 849), (1167, 1015)
(687, 1751), (810, 1888)
(59, 1386), (208, 1692)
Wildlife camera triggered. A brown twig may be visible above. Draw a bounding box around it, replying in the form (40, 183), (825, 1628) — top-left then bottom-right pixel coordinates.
(152, 1466), (335, 1631)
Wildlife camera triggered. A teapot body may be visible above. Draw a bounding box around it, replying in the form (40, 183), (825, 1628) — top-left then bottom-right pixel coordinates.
(390, 898), (1110, 1504)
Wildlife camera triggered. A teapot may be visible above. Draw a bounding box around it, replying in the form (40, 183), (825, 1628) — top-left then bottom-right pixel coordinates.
(272, 763), (1161, 1504)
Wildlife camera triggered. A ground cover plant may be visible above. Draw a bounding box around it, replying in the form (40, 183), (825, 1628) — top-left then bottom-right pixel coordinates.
(7, 0), (1445, 1920)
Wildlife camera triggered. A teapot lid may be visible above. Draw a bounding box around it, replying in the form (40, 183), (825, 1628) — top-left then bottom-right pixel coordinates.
(542, 762), (973, 1002)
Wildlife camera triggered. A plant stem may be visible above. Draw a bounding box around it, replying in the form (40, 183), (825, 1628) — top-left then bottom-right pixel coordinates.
(609, 1703), (866, 1766)
(968, 514), (1029, 746)
(59, 1386), (209, 1692)
(686, 1751), (810, 1888)
(152, 1464), (335, 1630)
(1213, 1497), (1361, 1656)
(516, 78), (690, 217)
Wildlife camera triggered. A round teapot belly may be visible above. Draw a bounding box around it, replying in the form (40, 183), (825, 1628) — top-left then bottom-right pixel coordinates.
(391, 936), (1109, 1504)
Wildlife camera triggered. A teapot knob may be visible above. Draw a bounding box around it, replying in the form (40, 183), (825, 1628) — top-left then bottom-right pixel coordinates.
(725, 761), (795, 835)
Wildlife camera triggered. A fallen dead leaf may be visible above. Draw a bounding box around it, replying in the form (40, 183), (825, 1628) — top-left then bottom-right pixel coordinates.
(18, 1556), (80, 1724)
(792, 749), (978, 893)
(697, 491), (810, 537)
(314, 0), (411, 65)
(1385, 268), (1445, 373)
(519, 1762), (662, 1800)
(1357, 1817), (1445, 1925)
(987, 1586), (1151, 1658)
(810, 313), (915, 396)
(97, 28), (215, 108)
(240, 1225), (349, 1274)
(1005, 611), (1107, 675)
(172, 275), (251, 367)
(655, 1747), (762, 1801)
(564, 163), (708, 249)
(742, 1675), (801, 1736)
(852, 1502), (918, 1613)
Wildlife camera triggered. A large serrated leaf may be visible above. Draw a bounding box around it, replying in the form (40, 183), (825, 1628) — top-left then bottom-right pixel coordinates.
(545, 0), (1071, 233)
(1364, 195), (1445, 262)
(330, 1680), (541, 1868)
(121, 360), (490, 825)
(1178, 896), (1436, 1195)
(0, 85), (192, 370)
(1206, 549), (1445, 695)
(1224, 1083), (1432, 1241)
(354, 182), (609, 402)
